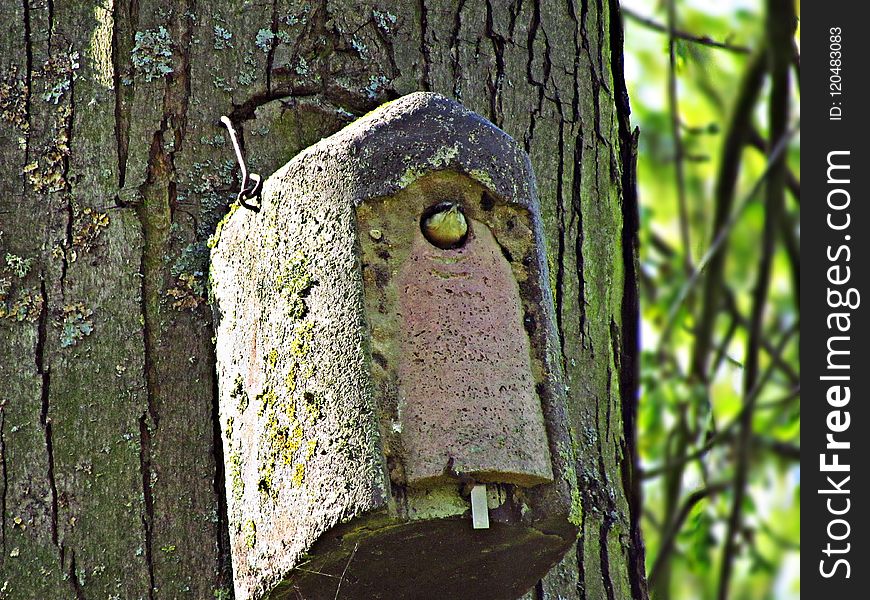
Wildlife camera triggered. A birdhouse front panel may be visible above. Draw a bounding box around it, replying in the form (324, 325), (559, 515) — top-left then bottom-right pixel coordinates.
(357, 170), (553, 489)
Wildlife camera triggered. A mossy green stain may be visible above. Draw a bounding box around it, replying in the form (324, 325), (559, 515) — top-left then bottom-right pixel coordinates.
(396, 164), (425, 189)
(467, 168), (496, 190)
(257, 383), (312, 496)
(207, 202), (240, 249)
(289, 321), (314, 359)
(559, 443), (583, 528)
(242, 520), (256, 549)
(569, 485), (583, 527)
(228, 451), (244, 503)
(275, 251), (313, 319)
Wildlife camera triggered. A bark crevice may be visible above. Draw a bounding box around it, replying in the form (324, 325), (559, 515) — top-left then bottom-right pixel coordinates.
(608, 0), (648, 596)
(484, 0), (506, 128)
(138, 413), (156, 599)
(449, 0), (466, 101)
(0, 412), (6, 553)
(36, 279), (58, 550)
(417, 0), (432, 90)
(210, 351), (233, 587)
(67, 548), (86, 600)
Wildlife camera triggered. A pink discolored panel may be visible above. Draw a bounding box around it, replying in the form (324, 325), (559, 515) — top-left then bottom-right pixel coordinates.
(396, 219), (553, 487)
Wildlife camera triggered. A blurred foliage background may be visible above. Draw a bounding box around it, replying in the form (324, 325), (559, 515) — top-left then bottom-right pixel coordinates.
(620, 1), (800, 598)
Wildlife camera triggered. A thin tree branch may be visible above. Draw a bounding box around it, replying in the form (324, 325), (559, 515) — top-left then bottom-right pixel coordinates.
(780, 210), (801, 310)
(753, 436), (800, 460)
(757, 386), (800, 411)
(747, 128), (800, 203)
(657, 121), (798, 355)
(666, 0), (694, 274)
(648, 481), (731, 588)
(778, 211), (800, 309)
(334, 542), (359, 600)
(622, 7), (752, 54)
(644, 324), (798, 480)
(722, 290), (799, 385)
(644, 231), (798, 366)
(791, 40), (801, 90)
(718, 1), (793, 595)
(689, 50), (767, 381)
(710, 311), (740, 374)
(746, 129), (801, 307)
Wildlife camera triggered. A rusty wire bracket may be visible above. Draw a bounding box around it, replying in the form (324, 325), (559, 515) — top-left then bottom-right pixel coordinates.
(220, 115), (262, 212)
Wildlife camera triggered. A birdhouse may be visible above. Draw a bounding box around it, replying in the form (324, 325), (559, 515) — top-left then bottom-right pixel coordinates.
(210, 92), (579, 600)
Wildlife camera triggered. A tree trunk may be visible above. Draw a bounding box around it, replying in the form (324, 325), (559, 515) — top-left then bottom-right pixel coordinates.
(0, 1), (645, 598)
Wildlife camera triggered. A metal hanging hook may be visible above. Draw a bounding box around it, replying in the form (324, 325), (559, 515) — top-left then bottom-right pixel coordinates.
(220, 115), (262, 212)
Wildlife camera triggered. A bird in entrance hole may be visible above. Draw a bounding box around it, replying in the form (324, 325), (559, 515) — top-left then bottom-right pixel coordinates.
(420, 202), (469, 249)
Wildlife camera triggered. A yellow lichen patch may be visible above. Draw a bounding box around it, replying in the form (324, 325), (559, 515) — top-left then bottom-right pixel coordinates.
(285, 368), (298, 393)
(88, 1), (115, 89)
(281, 425), (305, 463)
(228, 451), (244, 503)
(244, 252), (322, 501)
(0, 288), (43, 322)
(275, 251), (313, 319)
(71, 205), (110, 253)
(242, 520), (256, 549)
(26, 104), (73, 194)
(207, 202), (241, 249)
(257, 388), (280, 418)
(167, 272), (206, 311)
(256, 381), (320, 498)
(291, 463), (306, 487)
(266, 348), (279, 369)
(0, 65), (29, 132)
(263, 408), (304, 466)
(305, 439), (317, 461)
(0, 276), (10, 302)
(289, 321), (314, 359)
(23, 52), (79, 192)
(282, 320), (316, 392)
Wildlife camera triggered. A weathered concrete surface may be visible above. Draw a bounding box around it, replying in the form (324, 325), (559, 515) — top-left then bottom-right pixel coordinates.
(396, 220), (553, 487)
(211, 92), (578, 600)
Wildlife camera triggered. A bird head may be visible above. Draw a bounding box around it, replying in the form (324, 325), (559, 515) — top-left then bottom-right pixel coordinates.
(421, 202), (469, 249)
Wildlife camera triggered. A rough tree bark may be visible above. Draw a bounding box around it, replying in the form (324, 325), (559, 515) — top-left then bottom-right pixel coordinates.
(0, 1), (645, 598)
